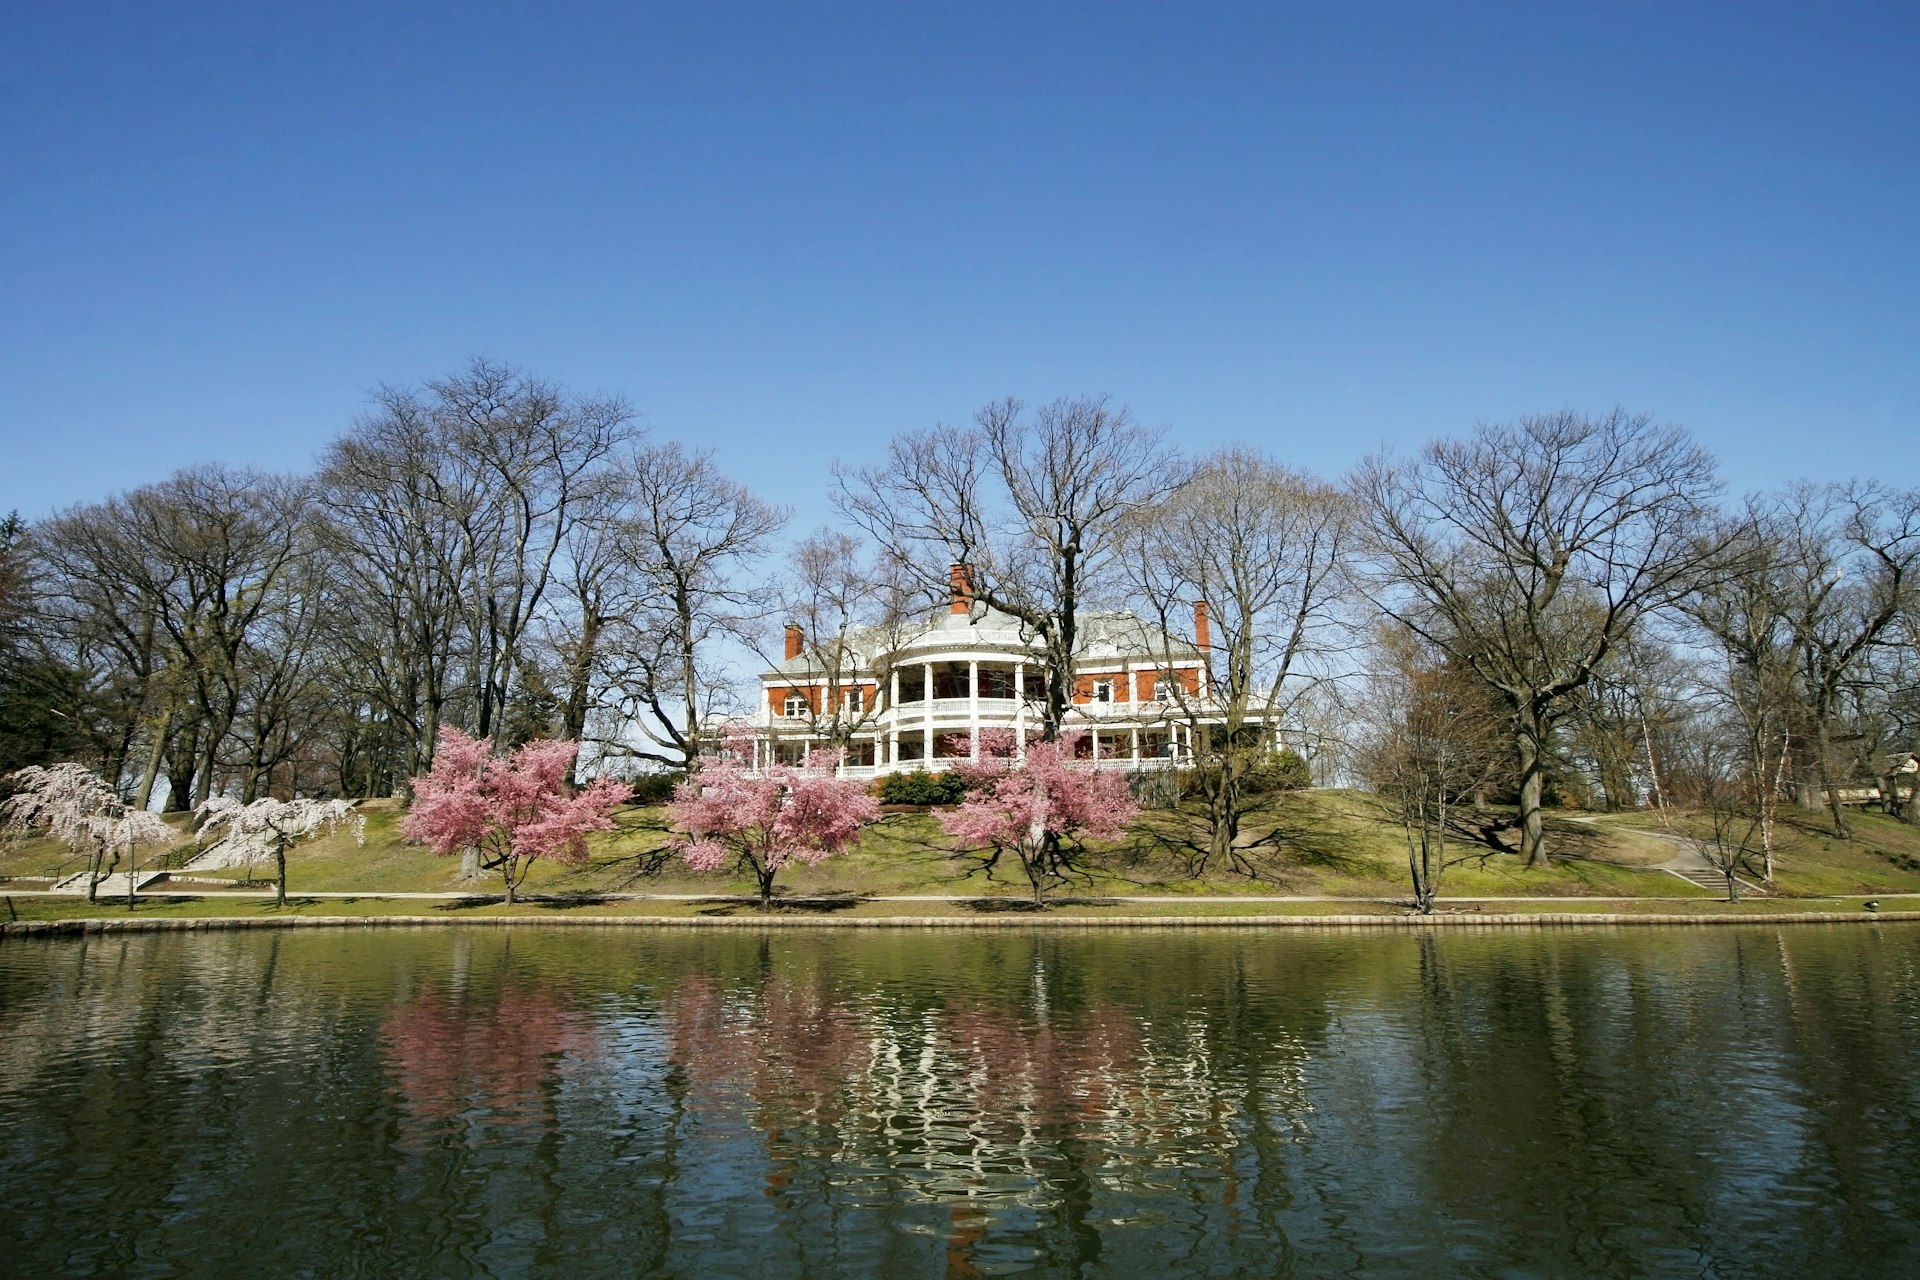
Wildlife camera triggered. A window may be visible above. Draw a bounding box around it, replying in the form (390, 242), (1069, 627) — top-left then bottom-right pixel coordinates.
(842, 687), (864, 713)
(1093, 680), (1114, 703)
(783, 694), (809, 717)
(1154, 678), (1181, 701)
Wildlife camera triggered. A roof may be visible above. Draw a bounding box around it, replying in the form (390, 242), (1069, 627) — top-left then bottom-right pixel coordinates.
(764, 604), (1201, 681)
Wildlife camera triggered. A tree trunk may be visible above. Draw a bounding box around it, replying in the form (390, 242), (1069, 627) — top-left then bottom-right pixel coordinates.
(1207, 774), (1235, 873)
(165, 722), (200, 812)
(1816, 720), (1850, 839)
(561, 613), (603, 743)
(134, 708), (171, 812)
(274, 839), (288, 908)
(759, 864), (776, 909)
(1515, 719), (1548, 867)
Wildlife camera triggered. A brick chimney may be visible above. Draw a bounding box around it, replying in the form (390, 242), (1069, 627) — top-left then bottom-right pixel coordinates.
(1193, 600), (1211, 651)
(784, 623), (803, 660)
(949, 563), (975, 616)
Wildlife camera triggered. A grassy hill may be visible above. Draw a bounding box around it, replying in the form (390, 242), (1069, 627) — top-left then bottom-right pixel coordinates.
(8, 789), (1920, 909)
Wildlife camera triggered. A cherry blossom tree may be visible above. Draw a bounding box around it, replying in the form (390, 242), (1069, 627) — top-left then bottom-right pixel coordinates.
(2, 762), (173, 905)
(940, 730), (1138, 904)
(401, 727), (628, 904)
(195, 795), (365, 908)
(669, 730), (879, 907)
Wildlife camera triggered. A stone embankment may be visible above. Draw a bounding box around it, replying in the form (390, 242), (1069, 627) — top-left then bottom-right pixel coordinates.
(4, 911), (1913, 937)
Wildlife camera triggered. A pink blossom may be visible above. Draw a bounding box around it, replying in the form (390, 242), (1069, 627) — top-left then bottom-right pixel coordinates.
(939, 732), (1138, 903)
(401, 728), (627, 903)
(669, 747), (879, 906)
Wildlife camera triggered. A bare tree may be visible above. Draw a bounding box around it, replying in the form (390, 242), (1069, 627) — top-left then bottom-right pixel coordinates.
(1679, 508), (1807, 877)
(1123, 448), (1355, 873)
(836, 395), (1187, 738)
(1666, 726), (1766, 902)
(314, 399), (476, 787)
(427, 361), (637, 739)
(1765, 481), (1920, 839)
(1354, 409), (1724, 866)
(31, 468), (306, 810)
(1561, 634), (1689, 815)
(31, 493), (179, 794)
(313, 360), (637, 784)
(125, 466), (308, 810)
(762, 529), (918, 760)
(594, 443), (787, 771)
(1359, 629), (1509, 912)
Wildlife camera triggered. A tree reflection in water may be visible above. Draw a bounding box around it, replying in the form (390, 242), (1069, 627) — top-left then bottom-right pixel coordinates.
(383, 968), (602, 1139)
(2, 927), (1917, 1277)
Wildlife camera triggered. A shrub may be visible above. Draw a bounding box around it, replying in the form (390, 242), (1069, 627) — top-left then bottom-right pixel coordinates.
(877, 769), (968, 806)
(1182, 749), (1313, 799)
(625, 772), (684, 806)
(1263, 749), (1313, 791)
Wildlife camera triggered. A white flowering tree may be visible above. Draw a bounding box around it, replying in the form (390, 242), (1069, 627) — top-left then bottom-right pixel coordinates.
(195, 796), (364, 907)
(2, 763), (175, 905)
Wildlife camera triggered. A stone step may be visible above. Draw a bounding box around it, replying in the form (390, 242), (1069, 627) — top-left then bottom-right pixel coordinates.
(48, 870), (168, 896)
(1663, 865), (1770, 896)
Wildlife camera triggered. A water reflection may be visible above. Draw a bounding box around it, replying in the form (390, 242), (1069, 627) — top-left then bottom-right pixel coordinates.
(0, 925), (1916, 1277)
(384, 977), (603, 1136)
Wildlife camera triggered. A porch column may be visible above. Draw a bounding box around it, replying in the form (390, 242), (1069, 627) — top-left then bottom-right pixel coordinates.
(1091, 729), (1100, 763)
(968, 660), (980, 758)
(923, 661), (935, 762)
(1015, 661), (1027, 754)
(886, 668), (901, 767)
(1131, 727), (1140, 766)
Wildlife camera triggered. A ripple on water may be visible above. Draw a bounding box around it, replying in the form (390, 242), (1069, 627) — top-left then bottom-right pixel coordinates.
(0, 925), (1917, 1277)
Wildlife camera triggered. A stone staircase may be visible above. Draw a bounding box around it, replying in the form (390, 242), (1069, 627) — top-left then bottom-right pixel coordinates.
(48, 870), (168, 896)
(1662, 864), (1770, 897)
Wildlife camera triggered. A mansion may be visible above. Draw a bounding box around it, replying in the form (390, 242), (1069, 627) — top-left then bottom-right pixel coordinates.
(749, 566), (1289, 777)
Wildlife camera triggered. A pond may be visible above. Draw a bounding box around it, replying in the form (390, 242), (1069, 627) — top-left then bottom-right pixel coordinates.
(2, 924), (1917, 1277)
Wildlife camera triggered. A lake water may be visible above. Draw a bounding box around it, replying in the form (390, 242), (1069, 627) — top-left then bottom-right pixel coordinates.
(2, 924), (1917, 1278)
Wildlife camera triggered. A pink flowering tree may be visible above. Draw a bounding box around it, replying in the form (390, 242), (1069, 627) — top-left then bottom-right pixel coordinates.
(3, 763), (174, 905)
(401, 728), (629, 904)
(669, 729), (880, 907)
(195, 796), (365, 908)
(941, 730), (1139, 904)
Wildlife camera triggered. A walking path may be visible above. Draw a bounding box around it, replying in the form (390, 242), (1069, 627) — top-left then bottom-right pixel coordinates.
(1568, 818), (1774, 898)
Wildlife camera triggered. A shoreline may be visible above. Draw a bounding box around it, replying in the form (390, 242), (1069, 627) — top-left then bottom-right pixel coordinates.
(4, 910), (1915, 936)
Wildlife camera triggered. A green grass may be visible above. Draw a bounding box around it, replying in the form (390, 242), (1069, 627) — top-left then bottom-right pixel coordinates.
(8, 788), (1920, 912)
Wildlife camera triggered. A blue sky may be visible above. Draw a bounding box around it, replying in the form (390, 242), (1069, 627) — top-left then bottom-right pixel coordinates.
(3, 2), (1914, 531)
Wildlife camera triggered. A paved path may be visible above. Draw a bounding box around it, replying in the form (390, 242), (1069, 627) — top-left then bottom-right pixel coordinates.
(1566, 818), (1773, 897)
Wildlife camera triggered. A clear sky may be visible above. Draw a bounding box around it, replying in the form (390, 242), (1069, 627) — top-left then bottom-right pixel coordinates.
(3, 1), (1914, 532)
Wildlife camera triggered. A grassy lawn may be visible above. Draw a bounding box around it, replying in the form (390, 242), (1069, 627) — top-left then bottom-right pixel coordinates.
(7, 788), (1919, 915)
